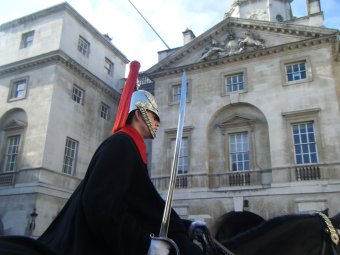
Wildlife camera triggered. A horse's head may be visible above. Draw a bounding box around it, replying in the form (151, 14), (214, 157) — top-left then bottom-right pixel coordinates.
(331, 212), (340, 229)
(215, 211), (264, 242)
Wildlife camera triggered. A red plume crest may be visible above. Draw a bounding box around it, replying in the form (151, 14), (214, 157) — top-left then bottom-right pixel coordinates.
(112, 61), (141, 134)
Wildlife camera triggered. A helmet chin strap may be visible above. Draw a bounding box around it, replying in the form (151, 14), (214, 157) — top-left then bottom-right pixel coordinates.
(138, 108), (157, 139)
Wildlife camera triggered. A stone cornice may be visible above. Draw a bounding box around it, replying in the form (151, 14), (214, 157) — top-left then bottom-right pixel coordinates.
(0, 50), (121, 102)
(147, 34), (339, 79)
(0, 2), (129, 64)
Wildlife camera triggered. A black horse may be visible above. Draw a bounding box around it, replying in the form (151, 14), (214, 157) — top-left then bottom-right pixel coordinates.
(1, 212), (339, 255)
(214, 212), (340, 255)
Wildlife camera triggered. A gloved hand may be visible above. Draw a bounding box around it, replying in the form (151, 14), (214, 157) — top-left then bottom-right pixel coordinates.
(147, 239), (170, 255)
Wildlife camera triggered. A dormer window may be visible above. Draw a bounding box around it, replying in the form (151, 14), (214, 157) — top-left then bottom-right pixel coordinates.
(78, 36), (90, 57)
(21, 31), (34, 48)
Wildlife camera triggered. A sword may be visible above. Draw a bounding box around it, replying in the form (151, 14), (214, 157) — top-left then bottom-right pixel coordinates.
(151, 71), (187, 254)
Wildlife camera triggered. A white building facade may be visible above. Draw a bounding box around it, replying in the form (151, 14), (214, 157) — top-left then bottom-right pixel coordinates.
(0, 3), (128, 236)
(147, 0), (340, 234)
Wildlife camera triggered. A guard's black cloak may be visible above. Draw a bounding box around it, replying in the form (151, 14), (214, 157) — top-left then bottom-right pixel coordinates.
(36, 131), (201, 255)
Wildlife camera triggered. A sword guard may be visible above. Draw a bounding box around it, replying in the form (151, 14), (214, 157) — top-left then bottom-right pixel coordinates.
(150, 234), (180, 255)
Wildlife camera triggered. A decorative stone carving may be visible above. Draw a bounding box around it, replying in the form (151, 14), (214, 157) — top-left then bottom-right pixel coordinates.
(199, 30), (265, 61)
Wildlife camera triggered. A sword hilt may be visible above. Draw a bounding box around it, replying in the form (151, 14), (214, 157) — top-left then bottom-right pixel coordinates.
(149, 234), (180, 255)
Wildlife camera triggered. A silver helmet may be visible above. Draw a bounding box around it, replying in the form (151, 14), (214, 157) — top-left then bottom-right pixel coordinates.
(129, 90), (160, 138)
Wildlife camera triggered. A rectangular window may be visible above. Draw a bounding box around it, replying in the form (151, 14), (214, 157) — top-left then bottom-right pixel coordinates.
(104, 58), (114, 77)
(225, 73), (244, 93)
(78, 36), (90, 57)
(285, 61), (307, 82)
(9, 79), (27, 100)
(72, 86), (84, 104)
(229, 132), (249, 171)
(172, 85), (181, 103)
(4, 135), (21, 172)
(100, 103), (110, 120)
(171, 137), (189, 174)
(171, 83), (189, 104)
(292, 122), (318, 165)
(63, 138), (78, 175)
(21, 31), (34, 48)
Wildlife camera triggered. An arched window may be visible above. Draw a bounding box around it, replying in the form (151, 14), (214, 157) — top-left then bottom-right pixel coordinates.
(0, 109), (27, 174)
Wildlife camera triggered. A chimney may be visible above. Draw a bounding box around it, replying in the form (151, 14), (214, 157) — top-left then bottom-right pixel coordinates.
(182, 28), (195, 45)
(306, 0), (321, 15)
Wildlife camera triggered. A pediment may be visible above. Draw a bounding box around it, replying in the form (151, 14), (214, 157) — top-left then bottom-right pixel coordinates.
(3, 119), (27, 131)
(218, 114), (256, 130)
(146, 17), (338, 76)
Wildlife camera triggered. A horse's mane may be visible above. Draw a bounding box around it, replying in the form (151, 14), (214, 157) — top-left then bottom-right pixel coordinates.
(223, 213), (315, 246)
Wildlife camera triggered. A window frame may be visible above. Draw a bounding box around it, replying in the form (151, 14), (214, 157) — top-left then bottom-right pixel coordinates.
(165, 126), (193, 175)
(228, 131), (250, 171)
(77, 36), (90, 57)
(221, 68), (247, 96)
(170, 137), (189, 175)
(72, 85), (85, 105)
(100, 102), (110, 120)
(168, 79), (191, 105)
(282, 108), (322, 166)
(280, 57), (313, 86)
(104, 57), (114, 77)
(8, 77), (29, 102)
(21, 31), (34, 48)
(62, 137), (79, 175)
(3, 134), (22, 172)
(218, 115), (255, 172)
(291, 122), (319, 165)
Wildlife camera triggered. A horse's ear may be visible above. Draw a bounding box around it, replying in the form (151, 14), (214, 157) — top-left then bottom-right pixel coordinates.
(321, 208), (329, 216)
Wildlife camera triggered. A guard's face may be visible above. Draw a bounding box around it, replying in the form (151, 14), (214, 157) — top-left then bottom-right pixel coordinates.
(136, 110), (160, 139)
(146, 110), (160, 138)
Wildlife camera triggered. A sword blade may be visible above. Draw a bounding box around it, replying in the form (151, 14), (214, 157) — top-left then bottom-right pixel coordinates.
(159, 71), (187, 238)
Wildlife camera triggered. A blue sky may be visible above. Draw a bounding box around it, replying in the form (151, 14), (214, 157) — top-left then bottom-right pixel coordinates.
(0, 0), (339, 71)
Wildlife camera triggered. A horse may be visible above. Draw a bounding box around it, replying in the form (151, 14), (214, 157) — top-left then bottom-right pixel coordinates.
(215, 212), (340, 255)
(1, 212), (339, 255)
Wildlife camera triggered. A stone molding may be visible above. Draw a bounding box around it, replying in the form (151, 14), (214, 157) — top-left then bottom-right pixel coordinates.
(0, 50), (121, 102)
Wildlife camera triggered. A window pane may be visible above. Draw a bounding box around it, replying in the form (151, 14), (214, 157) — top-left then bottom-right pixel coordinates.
(310, 153), (318, 163)
(244, 161), (249, 170)
(310, 143), (316, 153)
(293, 64), (299, 72)
(287, 74), (293, 81)
(308, 133), (315, 143)
(303, 154), (310, 164)
(295, 145), (301, 154)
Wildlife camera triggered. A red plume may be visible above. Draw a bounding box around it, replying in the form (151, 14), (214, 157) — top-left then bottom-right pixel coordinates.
(112, 61), (141, 134)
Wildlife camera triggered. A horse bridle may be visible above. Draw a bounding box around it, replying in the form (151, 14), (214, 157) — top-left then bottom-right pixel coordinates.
(316, 212), (339, 255)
